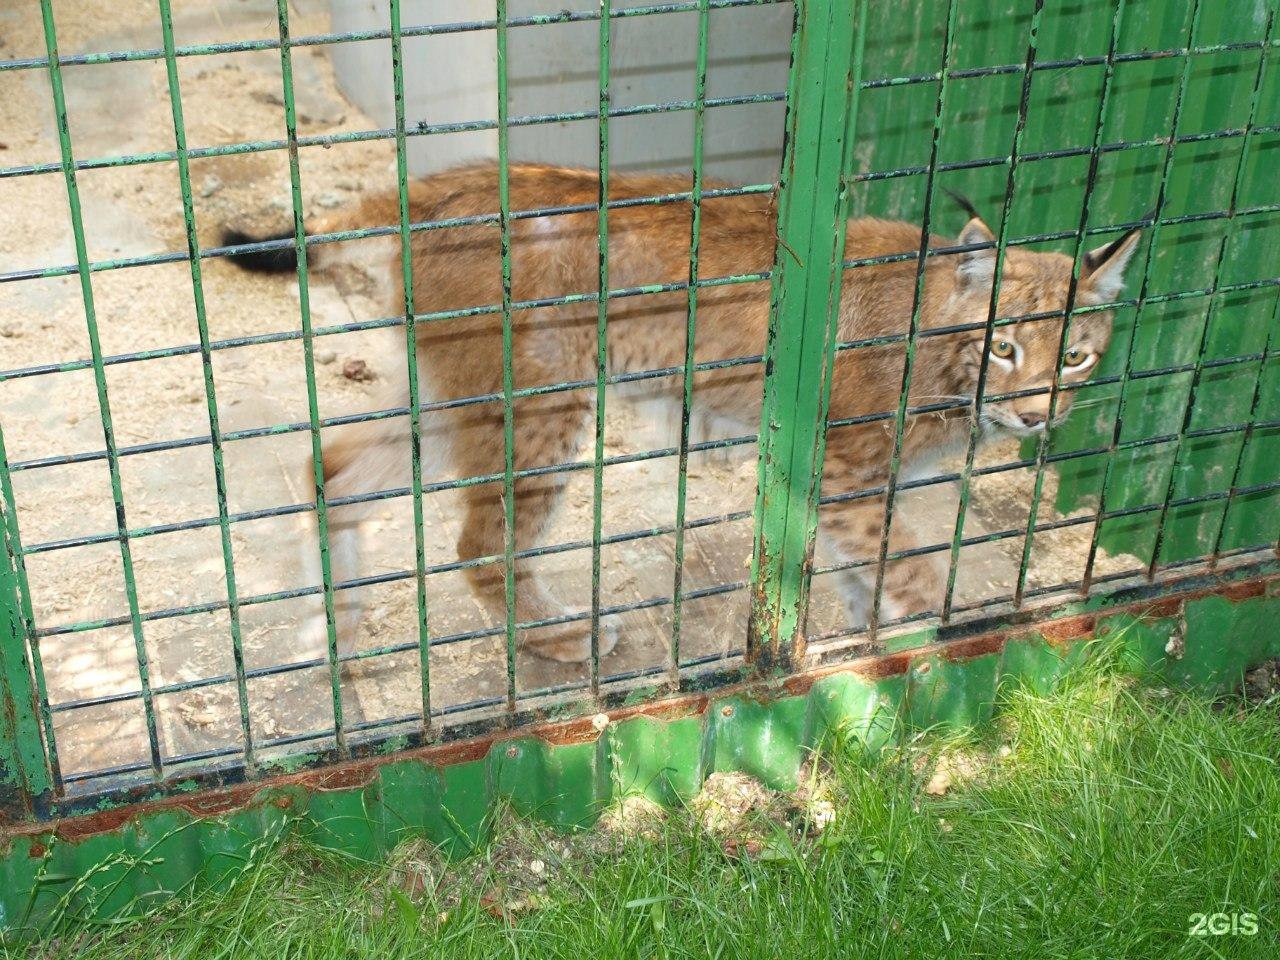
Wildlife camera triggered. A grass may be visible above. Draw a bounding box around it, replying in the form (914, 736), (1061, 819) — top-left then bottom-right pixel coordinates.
(6, 650), (1280, 959)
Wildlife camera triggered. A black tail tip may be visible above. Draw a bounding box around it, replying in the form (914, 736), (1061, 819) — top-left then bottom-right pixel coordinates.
(219, 228), (299, 274)
(941, 187), (984, 224)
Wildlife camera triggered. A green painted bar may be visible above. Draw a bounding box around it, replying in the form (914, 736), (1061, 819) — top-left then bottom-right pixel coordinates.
(0, 0), (789, 76)
(1049, 0), (1279, 570)
(1078, 0), (1203, 592)
(496, 0), (519, 711)
(389, 0), (434, 733)
(38, 0), (163, 780)
(749, 0), (868, 670)
(155, 0), (255, 771)
(1013, 0), (1128, 606)
(591, 0), (613, 695)
(1145, 10), (1274, 578)
(272, 0), (346, 757)
(940, 0), (1047, 623)
(670, 0), (713, 682)
(1209, 290), (1280, 560)
(867, 0), (959, 636)
(840, 0), (1278, 601)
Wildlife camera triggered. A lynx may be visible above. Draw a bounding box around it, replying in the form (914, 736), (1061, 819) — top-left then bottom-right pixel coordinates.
(226, 162), (1140, 663)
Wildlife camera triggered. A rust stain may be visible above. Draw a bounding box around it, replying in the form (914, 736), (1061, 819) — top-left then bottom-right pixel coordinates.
(1220, 580), (1266, 602)
(1039, 614), (1096, 647)
(535, 718), (601, 748)
(1142, 596), (1184, 620)
(175, 784), (259, 817)
(417, 739), (490, 768)
(299, 765), (376, 793)
(27, 840), (46, 858)
(781, 670), (820, 696)
(7, 572), (1275, 846)
(851, 650), (913, 680)
(939, 633), (1007, 662)
(54, 806), (137, 842)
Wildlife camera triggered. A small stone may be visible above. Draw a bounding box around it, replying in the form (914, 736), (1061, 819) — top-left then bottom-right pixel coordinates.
(0, 323), (21, 339)
(315, 192), (342, 209)
(809, 799), (836, 832)
(199, 175), (222, 198)
(924, 766), (953, 796)
(591, 713), (609, 732)
(343, 358), (373, 381)
(315, 348), (337, 365)
(336, 177), (360, 191)
(528, 859), (545, 875)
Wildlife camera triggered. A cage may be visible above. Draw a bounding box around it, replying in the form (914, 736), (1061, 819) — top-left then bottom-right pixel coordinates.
(1, 0), (1277, 929)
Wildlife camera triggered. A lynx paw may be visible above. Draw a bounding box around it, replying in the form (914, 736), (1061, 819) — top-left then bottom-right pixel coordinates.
(526, 619), (619, 663)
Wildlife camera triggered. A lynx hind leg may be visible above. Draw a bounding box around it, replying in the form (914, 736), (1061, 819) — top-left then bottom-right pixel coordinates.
(296, 414), (412, 673)
(452, 387), (613, 664)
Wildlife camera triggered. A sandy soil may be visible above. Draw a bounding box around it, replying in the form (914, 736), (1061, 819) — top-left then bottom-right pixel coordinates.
(0, 0), (1136, 786)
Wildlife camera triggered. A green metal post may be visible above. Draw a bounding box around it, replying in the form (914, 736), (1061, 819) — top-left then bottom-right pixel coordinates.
(748, 0), (867, 671)
(0, 500), (49, 819)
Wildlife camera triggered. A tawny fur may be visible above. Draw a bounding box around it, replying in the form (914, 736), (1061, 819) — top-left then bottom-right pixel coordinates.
(228, 162), (1140, 664)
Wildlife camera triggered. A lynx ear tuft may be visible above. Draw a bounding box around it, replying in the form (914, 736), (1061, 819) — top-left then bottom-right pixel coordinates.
(941, 189), (996, 287)
(1082, 219), (1145, 301)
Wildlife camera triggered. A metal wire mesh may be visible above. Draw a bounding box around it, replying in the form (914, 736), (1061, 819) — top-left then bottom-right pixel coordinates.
(0, 0), (1276, 815)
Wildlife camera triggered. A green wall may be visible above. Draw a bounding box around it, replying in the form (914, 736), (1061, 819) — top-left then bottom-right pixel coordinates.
(848, 0), (1279, 567)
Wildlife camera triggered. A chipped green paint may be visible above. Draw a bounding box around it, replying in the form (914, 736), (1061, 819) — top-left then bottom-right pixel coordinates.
(0, 515), (49, 818)
(1103, 590), (1280, 693)
(5, 579), (1277, 935)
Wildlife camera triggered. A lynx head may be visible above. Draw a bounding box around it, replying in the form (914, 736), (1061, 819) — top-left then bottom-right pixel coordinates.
(943, 195), (1143, 437)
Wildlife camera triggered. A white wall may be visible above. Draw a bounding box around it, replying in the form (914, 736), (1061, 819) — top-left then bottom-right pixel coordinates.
(328, 0), (793, 183)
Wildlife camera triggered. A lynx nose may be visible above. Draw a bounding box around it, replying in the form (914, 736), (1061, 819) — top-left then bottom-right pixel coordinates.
(1018, 412), (1046, 429)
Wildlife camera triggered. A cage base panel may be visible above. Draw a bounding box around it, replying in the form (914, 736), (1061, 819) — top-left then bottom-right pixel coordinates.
(3, 565), (1278, 935)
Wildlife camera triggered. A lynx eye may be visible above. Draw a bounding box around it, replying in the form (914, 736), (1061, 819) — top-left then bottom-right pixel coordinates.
(990, 340), (1016, 361)
(1062, 347), (1091, 369)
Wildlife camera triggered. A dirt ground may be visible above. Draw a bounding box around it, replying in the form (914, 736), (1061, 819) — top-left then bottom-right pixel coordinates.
(0, 0), (1137, 787)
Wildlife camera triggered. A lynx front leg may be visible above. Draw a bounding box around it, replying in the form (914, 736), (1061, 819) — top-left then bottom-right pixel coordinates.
(821, 496), (947, 630)
(817, 422), (950, 632)
(294, 412), (415, 719)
